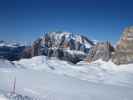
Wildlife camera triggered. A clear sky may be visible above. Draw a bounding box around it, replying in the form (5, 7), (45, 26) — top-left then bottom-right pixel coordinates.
(0, 0), (133, 44)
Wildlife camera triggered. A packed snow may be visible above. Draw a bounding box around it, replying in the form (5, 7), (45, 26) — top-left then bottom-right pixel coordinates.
(13, 56), (133, 87)
(0, 56), (133, 100)
(0, 95), (8, 100)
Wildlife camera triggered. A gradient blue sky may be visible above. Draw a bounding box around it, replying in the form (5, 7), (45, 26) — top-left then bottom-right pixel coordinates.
(0, 0), (133, 44)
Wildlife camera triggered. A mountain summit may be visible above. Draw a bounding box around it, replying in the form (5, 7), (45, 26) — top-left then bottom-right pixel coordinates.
(112, 26), (133, 64)
(31, 32), (94, 63)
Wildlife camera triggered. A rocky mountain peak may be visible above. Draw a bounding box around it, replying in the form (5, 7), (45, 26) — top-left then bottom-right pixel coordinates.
(85, 41), (114, 63)
(40, 31), (94, 49)
(112, 26), (133, 65)
(116, 26), (133, 51)
(30, 32), (95, 63)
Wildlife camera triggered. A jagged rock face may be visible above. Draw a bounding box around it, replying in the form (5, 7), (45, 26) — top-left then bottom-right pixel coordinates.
(0, 41), (26, 61)
(31, 38), (42, 57)
(112, 26), (133, 65)
(85, 42), (114, 62)
(41, 32), (94, 52)
(31, 32), (94, 63)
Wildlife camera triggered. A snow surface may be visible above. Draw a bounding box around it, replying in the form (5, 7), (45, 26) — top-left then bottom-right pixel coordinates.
(14, 56), (133, 87)
(0, 69), (133, 100)
(0, 56), (133, 100)
(0, 95), (8, 100)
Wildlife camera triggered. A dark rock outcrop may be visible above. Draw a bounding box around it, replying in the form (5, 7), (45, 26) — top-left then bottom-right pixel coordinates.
(31, 38), (42, 57)
(85, 41), (114, 62)
(21, 47), (32, 58)
(112, 26), (133, 65)
(48, 48), (86, 64)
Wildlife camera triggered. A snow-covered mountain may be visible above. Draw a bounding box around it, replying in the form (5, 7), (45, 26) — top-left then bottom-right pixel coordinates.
(0, 32), (96, 64)
(0, 41), (26, 61)
(0, 26), (133, 65)
(30, 32), (97, 63)
(41, 32), (94, 49)
(0, 41), (23, 48)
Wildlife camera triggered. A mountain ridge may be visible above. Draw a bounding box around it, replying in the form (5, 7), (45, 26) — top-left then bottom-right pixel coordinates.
(0, 26), (133, 65)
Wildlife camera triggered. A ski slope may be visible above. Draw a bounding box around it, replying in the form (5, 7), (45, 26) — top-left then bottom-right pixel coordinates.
(0, 56), (133, 100)
(14, 56), (133, 87)
(0, 69), (133, 100)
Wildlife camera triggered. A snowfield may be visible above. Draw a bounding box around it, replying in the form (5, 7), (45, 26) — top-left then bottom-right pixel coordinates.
(14, 56), (133, 87)
(0, 56), (133, 100)
(0, 94), (8, 100)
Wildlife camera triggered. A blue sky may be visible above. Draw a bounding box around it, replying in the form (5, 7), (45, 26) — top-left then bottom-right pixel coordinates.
(0, 0), (133, 44)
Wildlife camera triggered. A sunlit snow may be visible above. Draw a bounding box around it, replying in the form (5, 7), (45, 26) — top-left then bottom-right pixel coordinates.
(0, 56), (133, 100)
